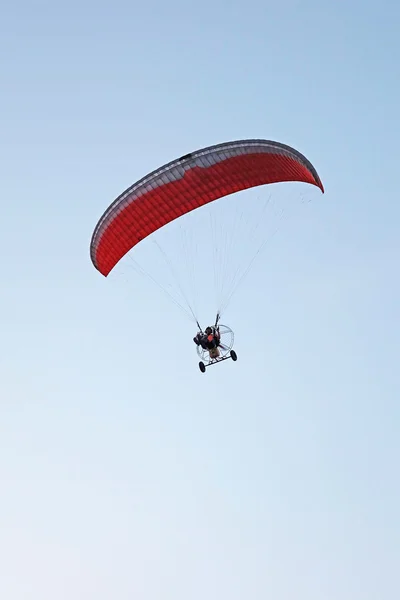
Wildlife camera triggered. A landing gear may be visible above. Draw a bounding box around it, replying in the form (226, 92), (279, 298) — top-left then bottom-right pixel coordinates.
(198, 349), (238, 373)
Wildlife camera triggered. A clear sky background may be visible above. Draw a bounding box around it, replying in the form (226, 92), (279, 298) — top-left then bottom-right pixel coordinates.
(1, 1), (399, 598)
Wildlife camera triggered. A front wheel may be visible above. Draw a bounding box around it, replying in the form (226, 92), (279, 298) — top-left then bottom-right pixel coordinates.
(230, 350), (237, 361)
(199, 361), (206, 373)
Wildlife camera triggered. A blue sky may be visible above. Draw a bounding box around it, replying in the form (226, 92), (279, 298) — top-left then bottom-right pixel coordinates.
(1, 1), (399, 598)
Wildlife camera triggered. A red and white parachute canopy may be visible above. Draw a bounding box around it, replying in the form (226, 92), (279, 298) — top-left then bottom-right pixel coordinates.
(90, 139), (324, 276)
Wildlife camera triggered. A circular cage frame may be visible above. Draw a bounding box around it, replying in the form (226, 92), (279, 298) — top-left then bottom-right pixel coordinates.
(196, 324), (235, 363)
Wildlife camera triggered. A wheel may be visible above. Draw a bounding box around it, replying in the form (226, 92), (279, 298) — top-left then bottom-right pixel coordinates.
(199, 361), (206, 373)
(230, 350), (237, 361)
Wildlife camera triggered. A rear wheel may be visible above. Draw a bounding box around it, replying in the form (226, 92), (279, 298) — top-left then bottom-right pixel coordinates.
(230, 350), (237, 361)
(199, 361), (206, 373)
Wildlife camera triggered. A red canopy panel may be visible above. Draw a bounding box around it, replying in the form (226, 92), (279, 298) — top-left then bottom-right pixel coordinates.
(90, 139), (324, 276)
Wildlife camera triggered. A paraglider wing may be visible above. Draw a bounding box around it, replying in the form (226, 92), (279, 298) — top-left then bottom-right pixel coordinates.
(90, 139), (324, 276)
